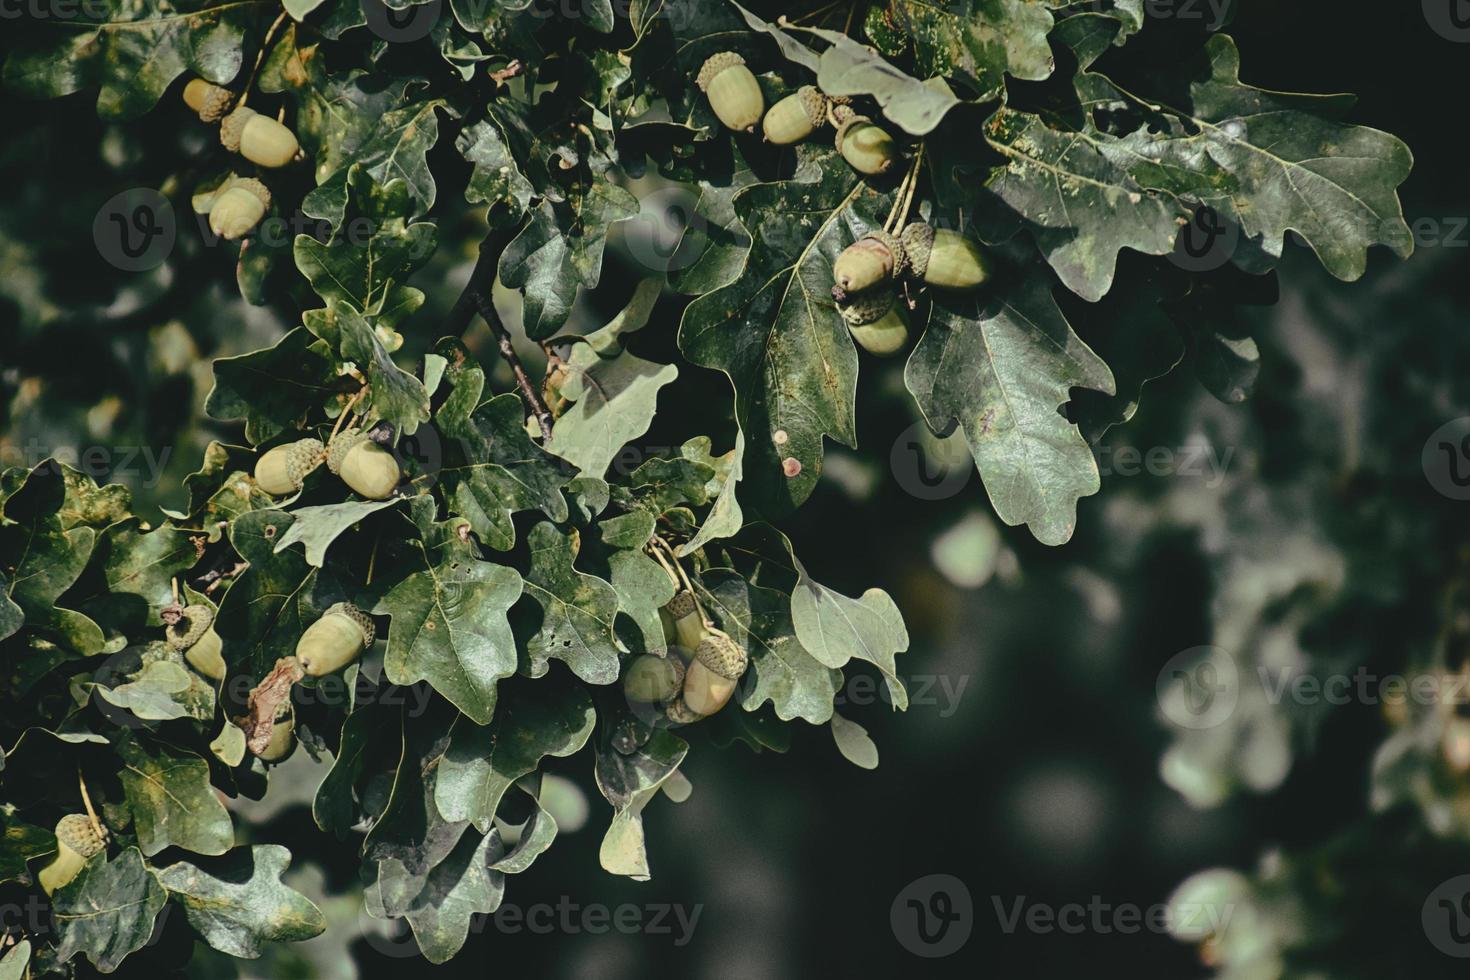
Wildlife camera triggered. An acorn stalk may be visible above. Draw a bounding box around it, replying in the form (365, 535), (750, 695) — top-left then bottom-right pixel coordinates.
(254, 437), (324, 496)
(697, 52), (764, 133)
(327, 430), (401, 500)
(38, 814), (106, 896)
(295, 602), (375, 677)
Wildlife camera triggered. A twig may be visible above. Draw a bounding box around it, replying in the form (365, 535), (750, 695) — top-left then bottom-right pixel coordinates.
(331, 387), (366, 442)
(77, 770), (103, 841)
(885, 145), (924, 235)
(651, 536), (711, 628)
(451, 225), (555, 440)
(238, 11), (288, 109)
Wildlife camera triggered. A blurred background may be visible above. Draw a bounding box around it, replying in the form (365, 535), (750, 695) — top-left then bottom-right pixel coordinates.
(3, 1), (1469, 977)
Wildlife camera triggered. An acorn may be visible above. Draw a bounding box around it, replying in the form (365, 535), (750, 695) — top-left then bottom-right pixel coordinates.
(696, 52), (764, 133)
(167, 605), (225, 682)
(38, 814), (106, 896)
(762, 86), (826, 145)
(681, 633), (747, 716)
(833, 229), (906, 297)
(182, 78), (233, 123)
(253, 437), (324, 496)
(839, 290), (910, 357)
(663, 591), (707, 651)
(623, 653), (686, 704)
(327, 429), (401, 500)
(295, 602), (375, 677)
(835, 115), (900, 176)
(901, 223), (992, 291)
(256, 702), (295, 763)
(208, 177), (271, 242)
(219, 106), (300, 168)
(665, 697), (703, 725)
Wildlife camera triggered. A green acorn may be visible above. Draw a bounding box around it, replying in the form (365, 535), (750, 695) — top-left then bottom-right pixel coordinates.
(220, 106), (300, 168)
(256, 702), (295, 763)
(663, 591), (707, 651)
(762, 86), (827, 145)
(183, 78), (233, 123)
(682, 633), (746, 716)
(623, 654), (686, 704)
(696, 52), (764, 133)
(254, 437), (324, 496)
(839, 290), (910, 357)
(833, 229), (907, 297)
(835, 115), (900, 176)
(38, 814), (106, 896)
(295, 602), (375, 677)
(167, 605), (225, 681)
(208, 177), (271, 242)
(327, 429), (401, 500)
(901, 223), (993, 291)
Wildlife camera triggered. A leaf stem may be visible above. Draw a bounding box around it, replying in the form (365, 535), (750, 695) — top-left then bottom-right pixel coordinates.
(238, 10), (287, 109)
(77, 770), (103, 841)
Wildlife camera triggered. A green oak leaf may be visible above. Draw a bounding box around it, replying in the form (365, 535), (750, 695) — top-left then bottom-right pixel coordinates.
(0, 463), (104, 653)
(594, 723), (686, 880)
(459, 117), (535, 228)
(335, 306), (432, 434)
(119, 737), (233, 857)
(156, 845), (327, 958)
(543, 343), (678, 479)
(702, 570), (841, 724)
(205, 328), (338, 445)
(2, 0), (256, 120)
(302, 101), (448, 228)
(905, 276), (1115, 546)
(830, 711), (879, 769)
(0, 940), (28, 980)
(83, 521), (197, 629)
(376, 829), (503, 965)
(0, 816), (54, 885)
(375, 533), (523, 725)
(680, 145), (892, 514)
(491, 797), (558, 873)
(273, 499), (402, 568)
(435, 675), (596, 832)
(214, 511), (323, 677)
(313, 700), (390, 838)
(499, 187), (639, 339)
(52, 848), (167, 973)
(888, 0), (1055, 101)
(522, 522), (623, 684)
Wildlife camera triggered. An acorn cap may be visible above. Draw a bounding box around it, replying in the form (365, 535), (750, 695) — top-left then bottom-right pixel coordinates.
(696, 51), (746, 92)
(796, 86), (828, 127)
(285, 437), (324, 484)
(55, 814), (106, 858)
(665, 697), (704, 724)
(694, 633), (747, 681)
(665, 591), (698, 621)
(900, 222), (936, 280)
(229, 177), (272, 210)
(185, 79), (234, 123)
(167, 605), (215, 651)
(830, 103), (856, 127)
(220, 106), (256, 152)
(838, 289), (896, 327)
(326, 429), (372, 475)
(325, 601), (376, 648)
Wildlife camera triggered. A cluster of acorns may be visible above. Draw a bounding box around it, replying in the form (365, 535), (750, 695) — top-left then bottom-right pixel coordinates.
(181, 78), (302, 241)
(831, 223), (993, 355)
(253, 430), (402, 501)
(622, 591), (748, 723)
(696, 52), (901, 177)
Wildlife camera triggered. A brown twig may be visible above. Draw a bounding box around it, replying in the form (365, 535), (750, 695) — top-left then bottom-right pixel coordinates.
(451, 225), (555, 440)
